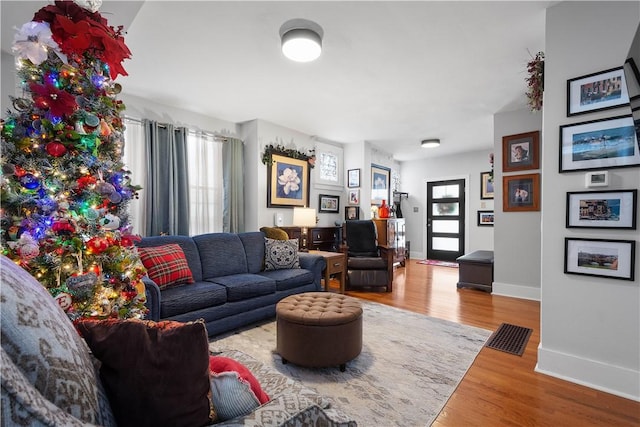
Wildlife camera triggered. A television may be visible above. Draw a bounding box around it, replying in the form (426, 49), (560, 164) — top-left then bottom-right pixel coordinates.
(623, 23), (640, 144)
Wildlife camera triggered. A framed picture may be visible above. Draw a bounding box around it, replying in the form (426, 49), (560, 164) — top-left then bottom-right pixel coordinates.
(314, 141), (343, 188)
(567, 67), (630, 116)
(347, 168), (360, 188)
(502, 131), (540, 172)
(502, 173), (540, 212)
(480, 171), (494, 200)
(371, 164), (391, 205)
(566, 189), (637, 229)
(477, 210), (494, 226)
(564, 238), (635, 281)
(345, 206), (360, 220)
(559, 115), (640, 172)
(318, 194), (340, 213)
(267, 153), (310, 208)
(348, 189), (360, 205)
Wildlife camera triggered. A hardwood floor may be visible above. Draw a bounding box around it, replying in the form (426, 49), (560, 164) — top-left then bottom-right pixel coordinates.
(335, 260), (640, 427)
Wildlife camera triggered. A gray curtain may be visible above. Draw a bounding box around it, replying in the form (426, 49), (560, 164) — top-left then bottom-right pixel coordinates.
(144, 120), (190, 236)
(223, 137), (244, 233)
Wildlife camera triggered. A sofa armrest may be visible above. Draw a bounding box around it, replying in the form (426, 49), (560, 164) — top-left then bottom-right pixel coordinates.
(298, 253), (326, 291)
(142, 276), (161, 321)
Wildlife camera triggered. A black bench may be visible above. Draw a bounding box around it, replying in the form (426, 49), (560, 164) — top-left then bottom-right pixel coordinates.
(456, 250), (494, 292)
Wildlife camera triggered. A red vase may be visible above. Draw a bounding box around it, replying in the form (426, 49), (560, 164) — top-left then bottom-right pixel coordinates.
(379, 199), (390, 218)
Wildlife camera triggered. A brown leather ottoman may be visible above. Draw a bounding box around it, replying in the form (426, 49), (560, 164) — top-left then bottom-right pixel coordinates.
(276, 292), (362, 371)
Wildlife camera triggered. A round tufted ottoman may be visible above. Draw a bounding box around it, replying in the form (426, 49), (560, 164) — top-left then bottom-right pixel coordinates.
(276, 292), (363, 371)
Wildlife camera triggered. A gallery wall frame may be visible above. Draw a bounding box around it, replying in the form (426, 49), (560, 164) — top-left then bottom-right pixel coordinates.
(502, 173), (540, 212)
(564, 237), (635, 281)
(371, 164), (391, 205)
(502, 130), (540, 172)
(567, 66), (630, 116)
(347, 168), (360, 188)
(318, 194), (340, 213)
(566, 189), (637, 229)
(559, 115), (640, 172)
(345, 206), (360, 220)
(477, 210), (494, 226)
(348, 189), (360, 205)
(267, 153), (310, 208)
(313, 141), (344, 189)
(480, 171), (494, 200)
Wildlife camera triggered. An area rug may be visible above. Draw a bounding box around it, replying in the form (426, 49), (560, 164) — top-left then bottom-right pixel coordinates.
(210, 300), (491, 426)
(417, 259), (459, 268)
(485, 323), (533, 356)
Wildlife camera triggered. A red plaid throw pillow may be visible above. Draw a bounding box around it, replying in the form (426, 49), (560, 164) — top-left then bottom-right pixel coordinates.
(138, 244), (194, 289)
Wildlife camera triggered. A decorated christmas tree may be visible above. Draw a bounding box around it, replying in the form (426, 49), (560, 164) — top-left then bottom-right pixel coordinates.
(0, 0), (147, 320)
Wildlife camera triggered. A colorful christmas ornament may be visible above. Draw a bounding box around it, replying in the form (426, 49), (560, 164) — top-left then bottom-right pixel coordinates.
(19, 174), (40, 190)
(54, 292), (73, 311)
(46, 141), (67, 157)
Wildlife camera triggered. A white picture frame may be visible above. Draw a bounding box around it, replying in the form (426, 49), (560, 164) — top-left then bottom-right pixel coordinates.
(313, 141), (344, 189)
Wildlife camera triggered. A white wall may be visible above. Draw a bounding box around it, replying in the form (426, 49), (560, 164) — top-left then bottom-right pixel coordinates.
(538, 1), (640, 401)
(493, 109), (542, 300)
(401, 149), (495, 259)
(1, 51), (16, 114)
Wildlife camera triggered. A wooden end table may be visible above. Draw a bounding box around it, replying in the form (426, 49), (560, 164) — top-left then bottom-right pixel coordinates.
(309, 250), (346, 293)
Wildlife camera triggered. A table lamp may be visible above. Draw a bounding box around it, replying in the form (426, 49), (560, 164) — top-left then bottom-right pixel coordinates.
(293, 207), (316, 251)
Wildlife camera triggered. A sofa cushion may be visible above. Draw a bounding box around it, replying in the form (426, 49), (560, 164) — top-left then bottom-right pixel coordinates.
(138, 235), (203, 282)
(240, 231), (268, 273)
(138, 243), (195, 289)
(160, 281), (227, 318)
(259, 268), (314, 292)
(208, 274), (276, 302)
(76, 318), (215, 427)
(194, 233), (249, 278)
(264, 238), (301, 271)
(0, 255), (116, 426)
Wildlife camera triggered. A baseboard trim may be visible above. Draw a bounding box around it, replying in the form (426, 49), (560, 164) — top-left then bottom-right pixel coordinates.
(492, 281), (540, 301)
(536, 344), (640, 402)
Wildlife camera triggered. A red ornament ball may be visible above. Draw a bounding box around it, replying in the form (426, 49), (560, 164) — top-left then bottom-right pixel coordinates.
(87, 237), (109, 254)
(46, 141), (67, 157)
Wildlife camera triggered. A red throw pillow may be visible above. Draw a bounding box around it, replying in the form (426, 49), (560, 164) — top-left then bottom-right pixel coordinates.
(76, 319), (215, 427)
(209, 356), (270, 405)
(138, 243), (194, 289)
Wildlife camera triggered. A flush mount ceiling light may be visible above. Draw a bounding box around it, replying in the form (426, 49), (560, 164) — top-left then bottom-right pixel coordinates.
(421, 138), (441, 148)
(279, 18), (323, 62)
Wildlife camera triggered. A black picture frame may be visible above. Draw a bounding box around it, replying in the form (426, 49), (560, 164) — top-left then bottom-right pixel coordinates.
(559, 115), (640, 172)
(566, 189), (637, 229)
(564, 238), (635, 281)
(318, 194), (340, 213)
(267, 153), (310, 208)
(347, 168), (360, 188)
(371, 164), (391, 205)
(477, 210), (494, 227)
(345, 206), (360, 220)
(567, 66), (630, 116)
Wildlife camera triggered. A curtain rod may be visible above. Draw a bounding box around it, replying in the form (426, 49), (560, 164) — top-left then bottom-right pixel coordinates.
(123, 116), (238, 142)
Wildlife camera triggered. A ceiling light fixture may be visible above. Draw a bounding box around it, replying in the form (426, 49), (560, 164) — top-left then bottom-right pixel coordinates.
(280, 18), (323, 63)
(421, 138), (441, 148)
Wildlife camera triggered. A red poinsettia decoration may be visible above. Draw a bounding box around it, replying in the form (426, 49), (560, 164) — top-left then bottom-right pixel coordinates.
(32, 0), (131, 80)
(29, 81), (77, 117)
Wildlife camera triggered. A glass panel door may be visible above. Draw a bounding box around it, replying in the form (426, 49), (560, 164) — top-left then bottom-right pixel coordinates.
(426, 179), (465, 261)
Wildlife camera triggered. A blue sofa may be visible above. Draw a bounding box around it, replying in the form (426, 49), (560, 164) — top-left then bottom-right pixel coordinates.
(138, 232), (326, 337)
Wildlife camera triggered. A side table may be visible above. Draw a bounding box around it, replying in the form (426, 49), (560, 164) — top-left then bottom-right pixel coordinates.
(308, 250), (346, 293)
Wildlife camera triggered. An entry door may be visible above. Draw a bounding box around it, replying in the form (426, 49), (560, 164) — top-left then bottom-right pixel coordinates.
(426, 179), (465, 261)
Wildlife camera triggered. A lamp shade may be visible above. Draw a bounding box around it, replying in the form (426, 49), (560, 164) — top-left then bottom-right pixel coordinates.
(280, 19), (323, 62)
(292, 207), (316, 227)
(421, 139), (441, 148)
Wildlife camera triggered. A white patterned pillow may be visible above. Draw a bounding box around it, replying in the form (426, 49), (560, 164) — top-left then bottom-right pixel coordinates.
(0, 255), (115, 426)
(264, 238), (300, 271)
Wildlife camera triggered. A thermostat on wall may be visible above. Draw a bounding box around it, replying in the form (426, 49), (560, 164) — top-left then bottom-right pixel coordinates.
(585, 171), (608, 187)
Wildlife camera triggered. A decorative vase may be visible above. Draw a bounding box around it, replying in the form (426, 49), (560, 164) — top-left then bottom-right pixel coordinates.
(379, 200), (390, 218)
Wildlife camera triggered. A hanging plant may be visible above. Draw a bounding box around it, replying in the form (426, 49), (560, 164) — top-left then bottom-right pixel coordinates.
(261, 143), (315, 168)
(526, 51), (545, 112)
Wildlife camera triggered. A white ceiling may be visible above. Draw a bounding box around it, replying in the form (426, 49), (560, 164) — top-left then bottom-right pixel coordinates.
(2, 1), (552, 161)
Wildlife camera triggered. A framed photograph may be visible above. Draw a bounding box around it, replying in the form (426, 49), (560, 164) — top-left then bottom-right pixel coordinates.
(477, 210), (494, 227)
(566, 189), (637, 229)
(371, 164), (391, 205)
(567, 67), (630, 116)
(502, 131), (540, 172)
(318, 194), (340, 213)
(564, 238), (635, 281)
(267, 153), (310, 208)
(347, 168), (360, 188)
(345, 206), (360, 220)
(348, 189), (360, 205)
(559, 115), (640, 172)
(480, 171), (494, 200)
(502, 173), (540, 212)
(314, 141), (343, 188)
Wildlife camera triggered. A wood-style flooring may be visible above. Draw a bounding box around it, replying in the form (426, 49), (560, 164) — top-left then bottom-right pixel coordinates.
(333, 260), (640, 427)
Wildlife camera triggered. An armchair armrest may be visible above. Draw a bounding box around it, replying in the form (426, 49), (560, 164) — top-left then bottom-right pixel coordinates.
(378, 245), (395, 292)
(142, 276), (161, 321)
(298, 253), (326, 291)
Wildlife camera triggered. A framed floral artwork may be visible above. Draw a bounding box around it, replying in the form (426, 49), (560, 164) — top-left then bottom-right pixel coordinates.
(267, 153), (310, 208)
